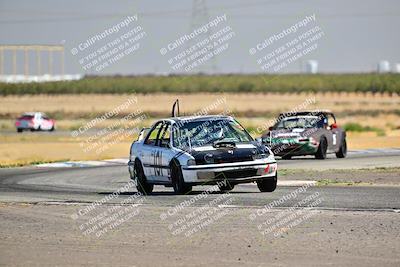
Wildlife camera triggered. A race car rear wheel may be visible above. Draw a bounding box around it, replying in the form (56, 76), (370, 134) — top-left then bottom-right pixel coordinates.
(257, 174), (277, 192)
(336, 138), (347, 158)
(134, 160), (153, 194)
(315, 137), (327, 159)
(171, 161), (192, 195)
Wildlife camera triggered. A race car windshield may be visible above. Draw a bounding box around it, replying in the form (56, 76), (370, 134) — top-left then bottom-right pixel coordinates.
(274, 116), (321, 129)
(173, 119), (253, 150)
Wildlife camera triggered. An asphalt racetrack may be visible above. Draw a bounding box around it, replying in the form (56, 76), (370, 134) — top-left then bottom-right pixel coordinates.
(0, 148), (399, 207)
(1, 149), (399, 266)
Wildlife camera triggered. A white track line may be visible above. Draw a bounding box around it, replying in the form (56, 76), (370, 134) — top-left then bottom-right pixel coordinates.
(34, 148), (400, 168)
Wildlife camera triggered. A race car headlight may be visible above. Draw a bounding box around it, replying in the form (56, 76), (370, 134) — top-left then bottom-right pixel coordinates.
(187, 159), (196, 166)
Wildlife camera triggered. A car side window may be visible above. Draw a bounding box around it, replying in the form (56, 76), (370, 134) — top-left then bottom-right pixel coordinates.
(316, 117), (325, 128)
(144, 122), (163, 146)
(158, 123), (171, 148)
(317, 115), (329, 129)
(328, 113), (336, 126)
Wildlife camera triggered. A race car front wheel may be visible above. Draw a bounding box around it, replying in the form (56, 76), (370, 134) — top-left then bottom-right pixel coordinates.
(315, 137), (327, 159)
(257, 174), (277, 192)
(134, 160), (153, 194)
(171, 161), (192, 195)
(336, 138), (347, 158)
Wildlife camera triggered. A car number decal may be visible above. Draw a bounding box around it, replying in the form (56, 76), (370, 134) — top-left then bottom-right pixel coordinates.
(153, 150), (163, 176)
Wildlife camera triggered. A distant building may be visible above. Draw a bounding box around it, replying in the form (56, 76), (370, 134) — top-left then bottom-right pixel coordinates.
(306, 60), (318, 74)
(377, 60), (390, 73)
(0, 74), (83, 83)
(394, 63), (400, 73)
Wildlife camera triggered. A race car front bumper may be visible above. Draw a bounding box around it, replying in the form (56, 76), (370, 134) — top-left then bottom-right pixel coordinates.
(181, 160), (277, 184)
(269, 138), (319, 156)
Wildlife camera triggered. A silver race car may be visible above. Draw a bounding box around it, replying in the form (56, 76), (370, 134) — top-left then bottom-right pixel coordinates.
(128, 114), (277, 194)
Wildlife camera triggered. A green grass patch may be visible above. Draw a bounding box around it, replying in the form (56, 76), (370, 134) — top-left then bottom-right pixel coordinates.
(344, 122), (385, 136)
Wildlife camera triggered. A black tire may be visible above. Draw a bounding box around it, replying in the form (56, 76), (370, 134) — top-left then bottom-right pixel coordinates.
(257, 174), (277, 192)
(50, 126), (55, 132)
(134, 160), (153, 194)
(17, 129), (22, 133)
(336, 138), (347, 158)
(171, 161), (192, 194)
(30, 128), (35, 132)
(218, 182), (235, 192)
(281, 155), (292, 160)
(315, 137), (327, 159)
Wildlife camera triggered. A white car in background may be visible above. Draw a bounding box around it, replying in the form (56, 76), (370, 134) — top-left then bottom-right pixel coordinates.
(15, 112), (56, 132)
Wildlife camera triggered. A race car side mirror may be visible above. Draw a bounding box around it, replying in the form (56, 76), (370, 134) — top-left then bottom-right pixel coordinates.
(268, 126), (273, 131)
(331, 123), (338, 129)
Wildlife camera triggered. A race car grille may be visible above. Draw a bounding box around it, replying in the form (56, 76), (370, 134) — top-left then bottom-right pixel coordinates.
(214, 169), (258, 179)
(195, 156), (253, 165)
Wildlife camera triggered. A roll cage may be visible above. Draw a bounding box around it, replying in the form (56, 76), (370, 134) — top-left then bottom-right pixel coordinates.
(141, 117), (254, 151)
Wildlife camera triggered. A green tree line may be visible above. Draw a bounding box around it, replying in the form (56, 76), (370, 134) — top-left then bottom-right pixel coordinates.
(0, 74), (399, 95)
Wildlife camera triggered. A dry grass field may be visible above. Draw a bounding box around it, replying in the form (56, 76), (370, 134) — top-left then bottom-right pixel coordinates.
(1, 92), (399, 128)
(0, 92), (399, 166)
(1, 132), (399, 167)
(0, 92), (399, 117)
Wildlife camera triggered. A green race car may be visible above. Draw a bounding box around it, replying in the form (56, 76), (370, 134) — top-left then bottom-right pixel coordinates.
(262, 111), (347, 160)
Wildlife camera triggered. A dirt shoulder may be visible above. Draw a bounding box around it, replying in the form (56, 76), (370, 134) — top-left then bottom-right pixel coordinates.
(279, 167), (400, 186)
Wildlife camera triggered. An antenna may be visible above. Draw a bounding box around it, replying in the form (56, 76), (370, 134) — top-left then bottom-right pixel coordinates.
(171, 99), (180, 117)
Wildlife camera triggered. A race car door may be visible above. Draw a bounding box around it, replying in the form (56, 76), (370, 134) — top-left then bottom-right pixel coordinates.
(141, 121), (163, 181)
(152, 121), (173, 183)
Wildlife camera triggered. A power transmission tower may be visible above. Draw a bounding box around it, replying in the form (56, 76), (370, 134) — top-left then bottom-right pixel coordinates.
(188, 0), (217, 74)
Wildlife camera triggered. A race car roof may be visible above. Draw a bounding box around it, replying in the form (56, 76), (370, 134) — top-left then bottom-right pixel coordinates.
(21, 112), (46, 116)
(163, 115), (232, 123)
(278, 110), (333, 117)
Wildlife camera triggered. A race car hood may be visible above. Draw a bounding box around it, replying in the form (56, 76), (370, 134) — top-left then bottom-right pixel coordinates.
(189, 142), (268, 165)
(268, 128), (309, 138)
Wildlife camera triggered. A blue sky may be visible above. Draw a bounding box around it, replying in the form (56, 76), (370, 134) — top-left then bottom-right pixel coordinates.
(0, 0), (399, 75)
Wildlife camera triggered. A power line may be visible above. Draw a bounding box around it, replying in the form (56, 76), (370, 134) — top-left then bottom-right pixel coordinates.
(1, 0), (398, 24)
(1, 12), (399, 24)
